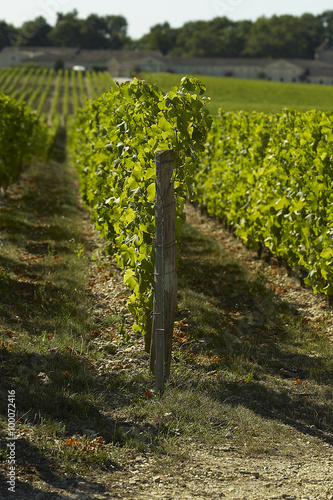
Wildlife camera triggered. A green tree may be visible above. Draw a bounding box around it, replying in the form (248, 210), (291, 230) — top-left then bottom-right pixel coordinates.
(54, 58), (64, 71)
(0, 20), (18, 49)
(233, 20), (254, 56)
(47, 10), (82, 47)
(79, 14), (129, 49)
(243, 15), (322, 58)
(166, 18), (252, 58)
(104, 15), (129, 49)
(243, 16), (280, 58)
(319, 10), (333, 39)
(136, 22), (177, 54)
(171, 20), (216, 57)
(79, 14), (109, 49)
(17, 17), (52, 46)
(1, 10), (331, 58)
(298, 13), (323, 58)
(208, 18), (252, 57)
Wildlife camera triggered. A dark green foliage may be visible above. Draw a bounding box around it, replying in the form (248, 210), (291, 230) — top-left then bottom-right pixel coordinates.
(0, 93), (48, 187)
(2, 10), (333, 58)
(54, 58), (64, 72)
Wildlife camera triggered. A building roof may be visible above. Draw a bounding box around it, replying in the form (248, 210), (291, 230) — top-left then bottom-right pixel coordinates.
(164, 55), (271, 67)
(1, 45), (163, 63)
(1, 46), (79, 57)
(284, 58), (333, 76)
(165, 55), (333, 75)
(2, 45), (333, 78)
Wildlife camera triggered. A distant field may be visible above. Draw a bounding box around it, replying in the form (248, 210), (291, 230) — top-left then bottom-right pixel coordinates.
(2, 66), (333, 122)
(142, 72), (333, 115)
(0, 66), (115, 124)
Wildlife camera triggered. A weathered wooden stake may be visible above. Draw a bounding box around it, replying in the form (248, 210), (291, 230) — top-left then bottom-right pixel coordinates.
(150, 150), (177, 390)
(155, 329), (165, 391)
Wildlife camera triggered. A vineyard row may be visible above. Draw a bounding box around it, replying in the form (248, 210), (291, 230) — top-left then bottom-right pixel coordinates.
(69, 77), (211, 351)
(0, 93), (48, 187)
(194, 108), (333, 296)
(0, 66), (115, 125)
(3, 71), (333, 326)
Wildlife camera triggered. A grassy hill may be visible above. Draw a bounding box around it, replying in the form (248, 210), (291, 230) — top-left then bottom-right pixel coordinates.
(142, 72), (333, 115)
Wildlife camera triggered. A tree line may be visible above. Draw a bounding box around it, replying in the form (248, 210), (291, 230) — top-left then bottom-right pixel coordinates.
(1, 9), (333, 59)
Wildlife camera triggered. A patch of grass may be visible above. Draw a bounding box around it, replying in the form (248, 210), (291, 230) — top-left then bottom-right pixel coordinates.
(145, 221), (333, 456)
(142, 72), (333, 115)
(0, 155), (156, 480)
(29, 420), (120, 474)
(0, 164), (90, 345)
(102, 312), (126, 327)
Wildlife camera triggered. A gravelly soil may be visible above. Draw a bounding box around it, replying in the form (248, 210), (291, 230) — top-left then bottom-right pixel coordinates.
(4, 202), (333, 500)
(9, 447), (333, 499)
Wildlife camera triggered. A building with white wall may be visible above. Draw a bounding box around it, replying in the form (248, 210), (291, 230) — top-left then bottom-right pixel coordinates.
(1, 46), (333, 84)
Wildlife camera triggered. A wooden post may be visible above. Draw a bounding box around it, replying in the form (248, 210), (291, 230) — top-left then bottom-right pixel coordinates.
(144, 308), (153, 354)
(150, 150), (177, 388)
(155, 329), (165, 392)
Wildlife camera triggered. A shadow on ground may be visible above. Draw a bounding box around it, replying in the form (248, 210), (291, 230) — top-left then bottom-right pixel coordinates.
(177, 222), (333, 446)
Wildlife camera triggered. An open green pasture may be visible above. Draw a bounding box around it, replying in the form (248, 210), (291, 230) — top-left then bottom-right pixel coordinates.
(142, 72), (333, 115)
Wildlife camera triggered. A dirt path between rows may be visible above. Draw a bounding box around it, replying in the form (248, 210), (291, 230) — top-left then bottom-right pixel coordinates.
(11, 201), (333, 500)
(28, 448), (333, 499)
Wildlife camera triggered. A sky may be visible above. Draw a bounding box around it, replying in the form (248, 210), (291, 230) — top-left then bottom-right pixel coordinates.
(1, 0), (333, 39)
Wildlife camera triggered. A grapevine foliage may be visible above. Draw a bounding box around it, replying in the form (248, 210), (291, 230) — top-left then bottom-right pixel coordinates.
(0, 93), (48, 187)
(70, 77), (212, 333)
(195, 108), (333, 295)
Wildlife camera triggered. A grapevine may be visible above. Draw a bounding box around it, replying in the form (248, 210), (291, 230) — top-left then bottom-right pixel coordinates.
(71, 77), (212, 334)
(195, 108), (333, 295)
(36, 70), (54, 116)
(49, 70), (63, 122)
(0, 93), (48, 187)
(62, 69), (69, 117)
